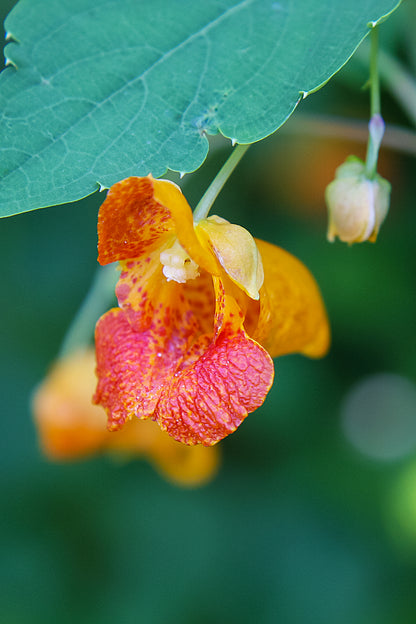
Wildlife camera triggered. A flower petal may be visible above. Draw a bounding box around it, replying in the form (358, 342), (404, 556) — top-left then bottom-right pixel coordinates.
(98, 175), (219, 274)
(196, 216), (264, 300)
(107, 416), (220, 487)
(94, 292), (198, 430)
(154, 278), (274, 445)
(115, 250), (166, 331)
(94, 308), (163, 429)
(97, 176), (176, 265)
(148, 433), (220, 487)
(180, 268), (216, 336)
(32, 349), (109, 460)
(253, 239), (330, 358)
(152, 178), (219, 276)
(116, 245), (215, 336)
(94, 268), (213, 429)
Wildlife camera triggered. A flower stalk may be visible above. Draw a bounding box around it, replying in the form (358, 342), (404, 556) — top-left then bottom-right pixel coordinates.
(59, 264), (118, 359)
(365, 26), (384, 180)
(193, 143), (250, 222)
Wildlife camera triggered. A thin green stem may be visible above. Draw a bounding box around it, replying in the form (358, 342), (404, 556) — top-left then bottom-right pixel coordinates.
(369, 27), (380, 118)
(365, 27), (384, 179)
(354, 43), (416, 129)
(193, 143), (250, 222)
(59, 263), (118, 359)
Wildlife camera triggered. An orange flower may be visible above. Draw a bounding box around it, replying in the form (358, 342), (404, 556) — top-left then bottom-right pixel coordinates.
(32, 348), (219, 487)
(94, 176), (330, 446)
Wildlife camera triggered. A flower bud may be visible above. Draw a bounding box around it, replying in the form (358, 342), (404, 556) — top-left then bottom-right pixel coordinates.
(325, 157), (391, 243)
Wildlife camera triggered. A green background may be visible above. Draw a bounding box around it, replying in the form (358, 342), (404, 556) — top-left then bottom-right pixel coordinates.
(1, 1), (416, 623)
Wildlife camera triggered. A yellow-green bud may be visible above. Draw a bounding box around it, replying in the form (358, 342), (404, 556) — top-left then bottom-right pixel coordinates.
(325, 157), (391, 243)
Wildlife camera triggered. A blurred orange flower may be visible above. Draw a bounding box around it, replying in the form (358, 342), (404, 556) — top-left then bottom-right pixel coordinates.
(94, 176), (330, 446)
(32, 348), (219, 487)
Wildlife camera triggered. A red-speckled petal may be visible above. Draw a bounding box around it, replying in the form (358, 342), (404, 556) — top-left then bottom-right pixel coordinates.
(180, 268), (215, 337)
(97, 177), (175, 265)
(94, 308), (165, 429)
(94, 284), (200, 430)
(117, 252), (215, 336)
(154, 277), (274, 445)
(97, 176), (219, 276)
(116, 251), (165, 331)
(155, 327), (274, 446)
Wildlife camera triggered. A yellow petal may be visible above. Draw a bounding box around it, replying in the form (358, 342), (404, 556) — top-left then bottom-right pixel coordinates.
(196, 215), (264, 300)
(151, 177), (219, 276)
(149, 436), (220, 487)
(253, 239), (330, 358)
(32, 349), (109, 460)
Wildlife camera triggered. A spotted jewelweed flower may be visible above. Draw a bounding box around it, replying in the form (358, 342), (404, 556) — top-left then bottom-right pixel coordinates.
(94, 175), (330, 445)
(33, 348), (219, 487)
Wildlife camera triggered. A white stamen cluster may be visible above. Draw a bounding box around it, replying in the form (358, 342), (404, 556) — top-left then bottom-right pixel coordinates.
(160, 239), (199, 283)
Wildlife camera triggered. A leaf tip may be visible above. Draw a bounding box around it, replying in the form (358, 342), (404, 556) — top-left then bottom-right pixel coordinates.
(4, 57), (17, 68)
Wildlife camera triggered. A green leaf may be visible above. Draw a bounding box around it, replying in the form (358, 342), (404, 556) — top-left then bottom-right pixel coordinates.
(0, 0), (401, 217)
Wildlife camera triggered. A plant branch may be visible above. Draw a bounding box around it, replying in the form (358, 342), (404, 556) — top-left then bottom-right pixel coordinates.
(280, 113), (416, 156)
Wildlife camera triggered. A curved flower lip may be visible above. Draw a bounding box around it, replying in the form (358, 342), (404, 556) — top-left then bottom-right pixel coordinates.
(94, 175), (330, 446)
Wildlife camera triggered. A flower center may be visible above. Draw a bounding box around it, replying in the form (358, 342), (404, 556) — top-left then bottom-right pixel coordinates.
(159, 239), (199, 283)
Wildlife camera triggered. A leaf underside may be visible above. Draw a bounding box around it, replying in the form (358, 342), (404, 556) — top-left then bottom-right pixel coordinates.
(0, 0), (401, 217)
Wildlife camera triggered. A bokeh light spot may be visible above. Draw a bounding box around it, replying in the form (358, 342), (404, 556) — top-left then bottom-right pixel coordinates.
(341, 373), (416, 461)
